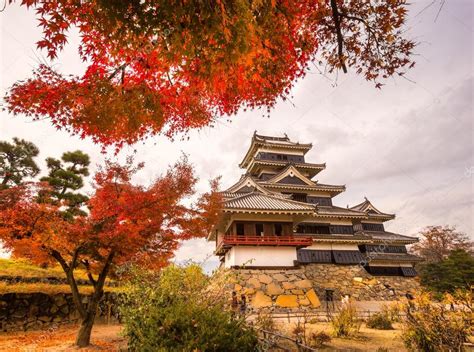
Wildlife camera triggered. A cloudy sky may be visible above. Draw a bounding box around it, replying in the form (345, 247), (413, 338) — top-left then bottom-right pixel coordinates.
(1, 1), (472, 270)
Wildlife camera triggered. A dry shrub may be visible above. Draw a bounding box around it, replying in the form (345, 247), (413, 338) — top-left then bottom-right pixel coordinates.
(331, 302), (361, 338)
(366, 312), (394, 330)
(308, 330), (332, 348)
(401, 291), (473, 352)
(291, 322), (306, 341)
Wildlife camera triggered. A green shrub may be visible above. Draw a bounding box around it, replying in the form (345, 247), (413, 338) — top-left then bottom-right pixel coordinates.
(121, 264), (258, 352)
(401, 291), (473, 352)
(366, 312), (394, 330)
(331, 302), (361, 338)
(308, 330), (331, 348)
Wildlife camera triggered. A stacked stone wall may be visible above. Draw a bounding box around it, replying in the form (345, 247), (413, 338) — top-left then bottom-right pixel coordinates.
(230, 264), (420, 311)
(302, 264), (420, 301)
(0, 292), (120, 332)
(231, 268), (321, 311)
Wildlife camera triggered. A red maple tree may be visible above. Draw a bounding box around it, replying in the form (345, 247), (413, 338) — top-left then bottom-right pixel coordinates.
(0, 157), (222, 346)
(5, 0), (415, 150)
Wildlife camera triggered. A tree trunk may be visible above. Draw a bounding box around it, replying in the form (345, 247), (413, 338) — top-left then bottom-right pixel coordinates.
(76, 311), (96, 347)
(74, 250), (114, 347)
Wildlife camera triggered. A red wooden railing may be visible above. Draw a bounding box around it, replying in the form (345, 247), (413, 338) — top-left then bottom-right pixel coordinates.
(216, 235), (313, 254)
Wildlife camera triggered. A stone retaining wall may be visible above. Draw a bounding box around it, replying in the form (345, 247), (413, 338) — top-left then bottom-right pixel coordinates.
(0, 292), (120, 332)
(302, 264), (420, 301)
(231, 268), (321, 311)
(230, 264), (420, 311)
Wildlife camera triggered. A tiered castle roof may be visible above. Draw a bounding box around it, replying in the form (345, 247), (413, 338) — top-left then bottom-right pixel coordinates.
(216, 132), (418, 246)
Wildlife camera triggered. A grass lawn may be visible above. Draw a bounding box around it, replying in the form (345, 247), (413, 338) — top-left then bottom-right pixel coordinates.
(0, 259), (122, 295)
(0, 258), (88, 280)
(0, 282), (123, 295)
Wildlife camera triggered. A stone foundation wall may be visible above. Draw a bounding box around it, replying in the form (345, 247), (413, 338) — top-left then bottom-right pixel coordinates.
(0, 292), (120, 332)
(230, 264), (420, 311)
(302, 264), (420, 301)
(231, 269), (321, 311)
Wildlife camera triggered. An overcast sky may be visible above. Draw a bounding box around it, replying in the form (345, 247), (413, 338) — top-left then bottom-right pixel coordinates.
(1, 1), (473, 270)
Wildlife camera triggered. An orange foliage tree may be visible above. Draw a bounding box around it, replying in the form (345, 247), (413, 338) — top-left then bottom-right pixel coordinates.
(0, 156), (221, 347)
(5, 0), (415, 149)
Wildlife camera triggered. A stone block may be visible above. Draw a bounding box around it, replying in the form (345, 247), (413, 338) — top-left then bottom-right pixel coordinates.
(258, 274), (273, 284)
(266, 283), (284, 295)
(244, 287), (255, 295)
(247, 278), (261, 289)
(275, 295), (299, 308)
(291, 289), (304, 295)
(294, 279), (312, 289)
(282, 282), (295, 290)
(252, 291), (272, 308)
(273, 274), (287, 282)
(305, 289), (321, 308)
(299, 297), (310, 306)
(234, 284), (242, 291)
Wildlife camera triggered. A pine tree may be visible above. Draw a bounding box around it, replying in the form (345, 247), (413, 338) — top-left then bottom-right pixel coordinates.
(0, 138), (40, 189)
(40, 150), (90, 219)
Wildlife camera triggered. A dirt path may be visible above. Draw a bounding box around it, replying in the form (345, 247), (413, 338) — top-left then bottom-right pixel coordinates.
(0, 324), (126, 352)
(279, 322), (408, 351)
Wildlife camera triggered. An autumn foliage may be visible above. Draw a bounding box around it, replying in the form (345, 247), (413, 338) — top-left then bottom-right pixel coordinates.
(5, 0), (415, 149)
(0, 156), (221, 346)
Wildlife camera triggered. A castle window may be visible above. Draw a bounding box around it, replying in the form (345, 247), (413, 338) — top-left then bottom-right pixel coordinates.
(362, 223), (385, 232)
(307, 196), (332, 206)
(236, 223), (244, 236)
(255, 223), (264, 236)
(329, 225), (354, 235)
(274, 224), (283, 236)
(292, 193), (307, 202)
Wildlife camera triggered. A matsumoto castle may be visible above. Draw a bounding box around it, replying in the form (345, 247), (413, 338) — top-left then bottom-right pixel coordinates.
(208, 133), (421, 305)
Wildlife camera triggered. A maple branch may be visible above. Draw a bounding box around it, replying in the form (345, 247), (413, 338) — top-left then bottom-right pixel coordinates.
(82, 259), (97, 288)
(50, 248), (87, 318)
(94, 250), (115, 296)
(339, 13), (382, 56)
(108, 63), (128, 81)
(330, 0), (347, 73)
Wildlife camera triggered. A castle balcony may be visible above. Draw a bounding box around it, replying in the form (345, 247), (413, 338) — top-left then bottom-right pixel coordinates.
(215, 235), (313, 255)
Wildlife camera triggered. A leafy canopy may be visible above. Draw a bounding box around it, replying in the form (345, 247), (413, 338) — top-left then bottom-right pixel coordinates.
(418, 249), (474, 294)
(5, 0), (415, 150)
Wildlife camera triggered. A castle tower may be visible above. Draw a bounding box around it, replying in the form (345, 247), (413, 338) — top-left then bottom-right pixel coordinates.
(209, 132), (421, 281)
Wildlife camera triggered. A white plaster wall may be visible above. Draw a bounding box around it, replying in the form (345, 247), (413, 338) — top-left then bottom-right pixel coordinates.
(257, 147), (304, 156)
(369, 262), (414, 267)
(307, 243), (359, 250)
(224, 246), (297, 268)
(299, 219), (353, 225)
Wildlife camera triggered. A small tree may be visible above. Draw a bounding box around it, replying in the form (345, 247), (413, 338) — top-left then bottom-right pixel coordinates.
(419, 249), (474, 294)
(0, 138), (40, 189)
(0, 156), (221, 347)
(411, 225), (473, 263)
